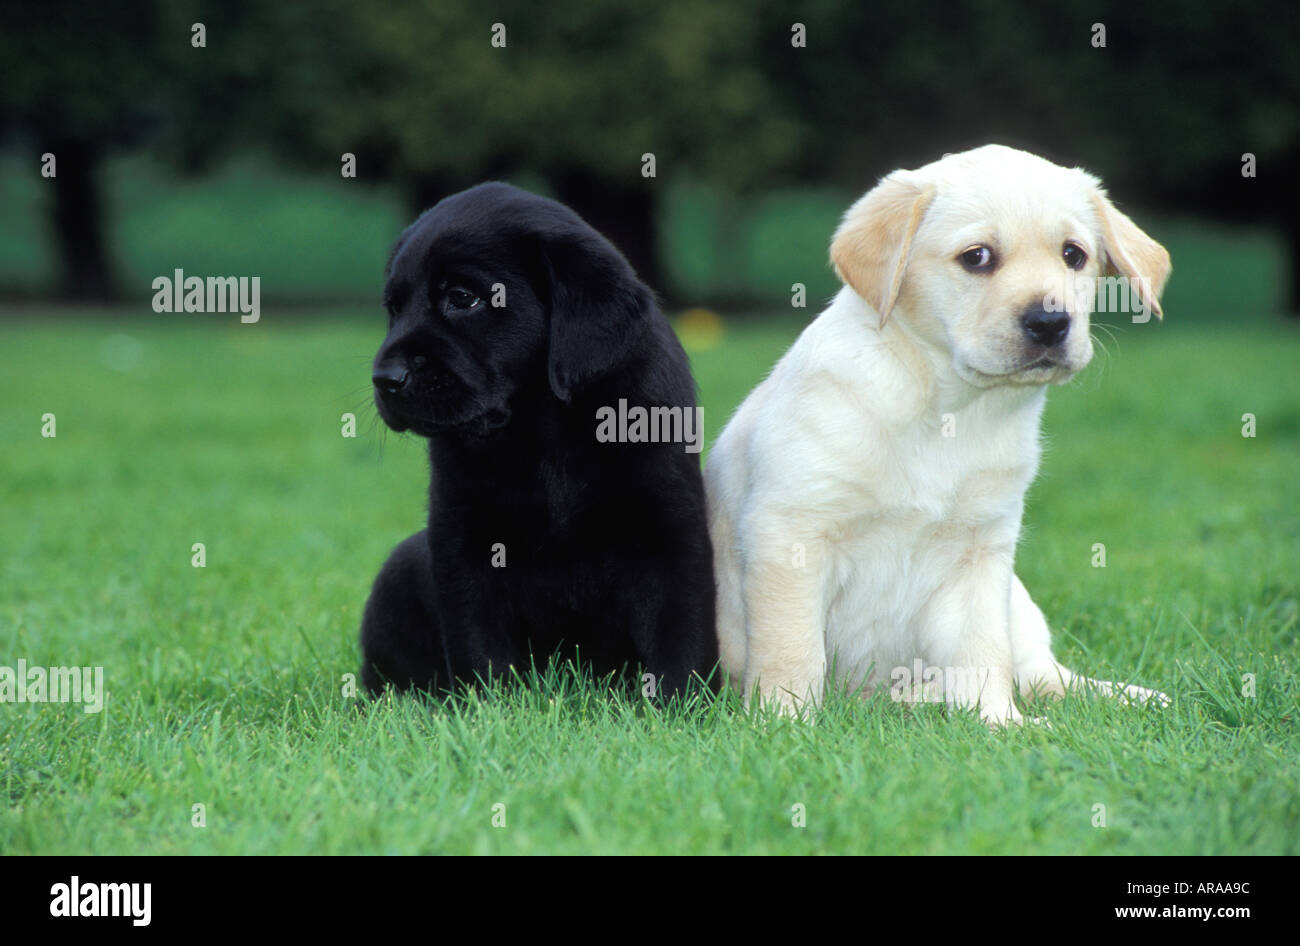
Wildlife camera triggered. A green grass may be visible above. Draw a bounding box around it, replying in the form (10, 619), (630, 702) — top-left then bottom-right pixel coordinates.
(0, 311), (1296, 854)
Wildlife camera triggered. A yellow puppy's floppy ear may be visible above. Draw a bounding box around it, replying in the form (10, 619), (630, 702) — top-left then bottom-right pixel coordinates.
(830, 176), (935, 326)
(1091, 190), (1172, 319)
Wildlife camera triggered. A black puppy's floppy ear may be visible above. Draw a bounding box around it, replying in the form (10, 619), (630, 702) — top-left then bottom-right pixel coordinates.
(542, 232), (653, 402)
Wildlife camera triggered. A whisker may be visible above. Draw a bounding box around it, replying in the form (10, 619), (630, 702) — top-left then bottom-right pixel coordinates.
(1087, 331), (1110, 385)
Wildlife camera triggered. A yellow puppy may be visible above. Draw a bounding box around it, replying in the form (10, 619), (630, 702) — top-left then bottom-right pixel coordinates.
(706, 145), (1172, 724)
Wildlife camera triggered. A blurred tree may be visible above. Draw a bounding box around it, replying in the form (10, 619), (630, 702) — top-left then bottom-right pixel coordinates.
(249, 0), (804, 294)
(0, 1), (294, 300)
(0, 2), (163, 299)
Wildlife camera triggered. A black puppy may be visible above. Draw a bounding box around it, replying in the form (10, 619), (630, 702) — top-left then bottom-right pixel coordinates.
(359, 182), (717, 698)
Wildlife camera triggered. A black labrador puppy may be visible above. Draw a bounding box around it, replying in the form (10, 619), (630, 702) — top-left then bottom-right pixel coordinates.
(359, 182), (717, 698)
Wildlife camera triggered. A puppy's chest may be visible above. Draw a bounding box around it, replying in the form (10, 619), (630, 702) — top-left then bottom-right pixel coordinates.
(857, 414), (1040, 531)
(821, 409), (1041, 666)
(433, 456), (626, 569)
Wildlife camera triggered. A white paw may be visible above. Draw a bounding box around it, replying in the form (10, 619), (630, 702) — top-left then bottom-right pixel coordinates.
(980, 704), (1024, 729)
(983, 713), (1053, 730)
(755, 688), (817, 722)
(1115, 683), (1171, 708)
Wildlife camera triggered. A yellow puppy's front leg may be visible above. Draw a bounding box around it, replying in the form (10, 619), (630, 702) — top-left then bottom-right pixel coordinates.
(919, 548), (1028, 728)
(740, 535), (828, 719)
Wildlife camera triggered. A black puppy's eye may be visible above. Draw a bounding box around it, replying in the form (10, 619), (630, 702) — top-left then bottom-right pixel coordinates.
(959, 245), (996, 272)
(1063, 242), (1087, 270)
(445, 286), (481, 311)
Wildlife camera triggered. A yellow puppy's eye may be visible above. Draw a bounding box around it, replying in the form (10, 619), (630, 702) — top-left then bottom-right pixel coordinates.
(1062, 242), (1087, 269)
(959, 246), (995, 271)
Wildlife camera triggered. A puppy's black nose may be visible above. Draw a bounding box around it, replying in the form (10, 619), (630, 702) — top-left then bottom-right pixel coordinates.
(1021, 306), (1070, 347)
(373, 365), (410, 394)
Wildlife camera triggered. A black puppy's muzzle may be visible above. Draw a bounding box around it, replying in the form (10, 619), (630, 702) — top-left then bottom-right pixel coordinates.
(372, 362), (410, 394)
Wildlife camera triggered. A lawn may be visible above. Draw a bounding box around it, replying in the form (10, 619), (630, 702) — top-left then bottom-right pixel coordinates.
(0, 309), (1296, 854)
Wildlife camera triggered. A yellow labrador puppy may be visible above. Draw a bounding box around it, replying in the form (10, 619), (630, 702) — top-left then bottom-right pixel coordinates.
(706, 144), (1171, 725)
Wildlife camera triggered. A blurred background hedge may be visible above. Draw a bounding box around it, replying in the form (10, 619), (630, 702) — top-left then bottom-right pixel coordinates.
(1, 0), (1296, 317)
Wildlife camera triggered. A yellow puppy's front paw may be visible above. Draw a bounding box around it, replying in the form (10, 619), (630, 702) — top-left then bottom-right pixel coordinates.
(749, 687), (818, 722)
(1117, 683), (1171, 708)
(979, 703), (1053, 730)
(980, 703), (1022, 729)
